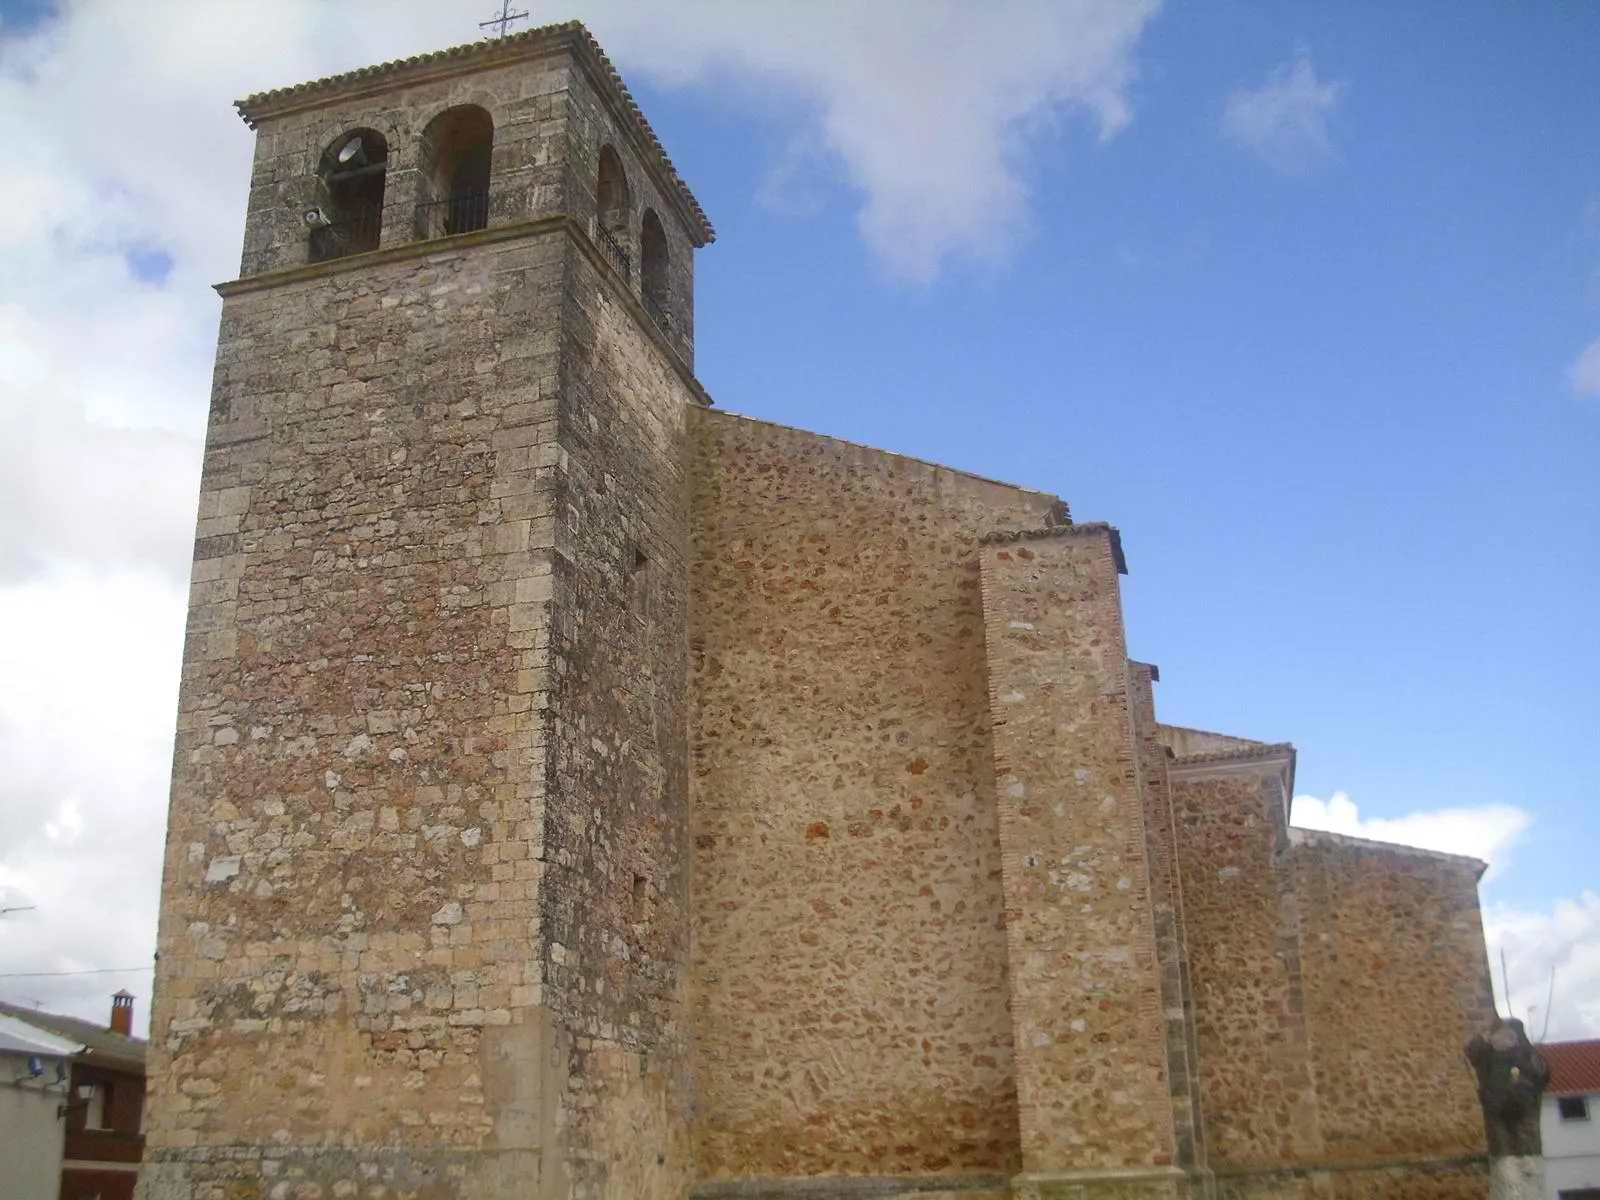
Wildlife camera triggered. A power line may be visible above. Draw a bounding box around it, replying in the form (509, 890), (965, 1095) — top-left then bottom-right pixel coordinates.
(0, 966), (152, 980)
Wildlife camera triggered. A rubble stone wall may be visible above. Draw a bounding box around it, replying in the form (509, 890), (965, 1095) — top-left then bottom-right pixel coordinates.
(687, 409), (1060, 1181)
(1292, 829), (1494, 1161)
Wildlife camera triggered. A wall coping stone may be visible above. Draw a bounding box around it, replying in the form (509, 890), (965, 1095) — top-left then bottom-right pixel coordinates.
(1287, 826), (1489, 878)
(979, 523), (1126, 575)
(234, 20), (714, 246)
(1168, 743), (1295, 769)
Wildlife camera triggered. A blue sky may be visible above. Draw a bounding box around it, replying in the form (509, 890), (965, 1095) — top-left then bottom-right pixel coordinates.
(0, 1), (1593, 1035)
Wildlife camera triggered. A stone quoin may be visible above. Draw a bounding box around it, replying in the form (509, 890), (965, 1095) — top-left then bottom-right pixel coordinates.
(140, 22), (1501, 1200)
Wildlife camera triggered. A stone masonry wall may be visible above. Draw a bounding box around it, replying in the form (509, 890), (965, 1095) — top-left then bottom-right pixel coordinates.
(687, 409), (1063, 1182)
(1214, 1159), (1488, 1200)
(145, 230), (569, 1199)
(1127, 668), (1206, 1177)
(978, 529), (1177, 1185)
(1170, 763), (1323, 1169)
(562, 63), (698, 364)
(1292, 829), (1494, 1162)
(237, 58), (573, 278)
(536, 237), (698, 1200)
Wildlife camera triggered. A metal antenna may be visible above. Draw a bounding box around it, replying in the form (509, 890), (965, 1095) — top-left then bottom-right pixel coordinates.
(1538, 966), (1557, 1042)
(479, 2), (530, 38)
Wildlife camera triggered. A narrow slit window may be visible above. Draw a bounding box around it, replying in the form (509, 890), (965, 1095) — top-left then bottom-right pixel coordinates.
(596, 145), (631, 279)
(640, 209), (670, 329)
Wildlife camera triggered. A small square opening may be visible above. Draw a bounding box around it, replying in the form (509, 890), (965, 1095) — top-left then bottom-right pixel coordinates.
(1558, 1095), (1591, 1121)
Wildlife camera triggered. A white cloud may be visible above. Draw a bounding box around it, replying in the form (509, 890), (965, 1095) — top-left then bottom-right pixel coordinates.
(1292, 789), (1531, 880)
(1569, 336), (1600, 398)
(1222, 46), (1343, 173)
(575, 0), (1162, 281)
(1487, 892), (1600, 1042)
(0, 571), (185, 1032)
(1292, 790), (1599, 1038)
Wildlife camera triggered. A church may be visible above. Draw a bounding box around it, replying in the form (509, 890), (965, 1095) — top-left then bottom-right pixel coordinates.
(142, 23), (1498, 1200)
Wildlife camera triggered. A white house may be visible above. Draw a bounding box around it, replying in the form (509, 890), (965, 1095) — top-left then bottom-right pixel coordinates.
(0, 1012), (82, 1200)
(1543, 1039), (1600, 1200)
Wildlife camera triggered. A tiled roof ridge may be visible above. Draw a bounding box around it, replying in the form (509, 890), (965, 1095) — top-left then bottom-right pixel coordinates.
(234, 21), (714, 246)
(1541, 1038), (1600, 1096)
(1170, 741), (1295, 765)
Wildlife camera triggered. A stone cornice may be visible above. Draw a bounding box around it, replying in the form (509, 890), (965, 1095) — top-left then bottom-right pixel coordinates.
(234, 21), (714, 247)
(1167, 742), (1297, 820)
(1169, 742), (1295, 769)
(214, 214), (714, 409)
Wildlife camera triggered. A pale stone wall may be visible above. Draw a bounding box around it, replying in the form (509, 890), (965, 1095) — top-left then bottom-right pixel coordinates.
(538, 239), (698, 1200)
(977, 529), (1176, 1184)
(687, 409), (1061, 1182)
(1291, 829), (1493, 1160)
(146, 229), (568, 1197)
(147, 28), (710, 1199)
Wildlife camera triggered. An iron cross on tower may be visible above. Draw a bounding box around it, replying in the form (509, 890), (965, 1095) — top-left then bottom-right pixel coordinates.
(479, 1), (530, 38)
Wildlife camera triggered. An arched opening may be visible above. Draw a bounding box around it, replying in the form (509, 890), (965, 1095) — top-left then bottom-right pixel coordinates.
(310, 129), (387, 262)
(640, 209), (669, 328)
(595, 145), (630, 279)
(416, 105), (494, 239)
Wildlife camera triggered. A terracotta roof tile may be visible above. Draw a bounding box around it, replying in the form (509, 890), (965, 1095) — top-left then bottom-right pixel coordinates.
(1543, 1039), (1600, 1096)
(235, 21), (713, 246)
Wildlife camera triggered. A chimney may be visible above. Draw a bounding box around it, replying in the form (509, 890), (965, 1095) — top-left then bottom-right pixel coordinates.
(109, 990), (134, 1036)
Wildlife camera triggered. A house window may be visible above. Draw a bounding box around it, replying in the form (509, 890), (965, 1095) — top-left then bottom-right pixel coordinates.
(1558, 1095), (1591, 1121)
(80, 1081), (107, 1129)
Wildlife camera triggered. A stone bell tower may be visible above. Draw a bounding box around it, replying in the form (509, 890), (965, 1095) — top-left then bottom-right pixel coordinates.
(142, 23), (713, 1200)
